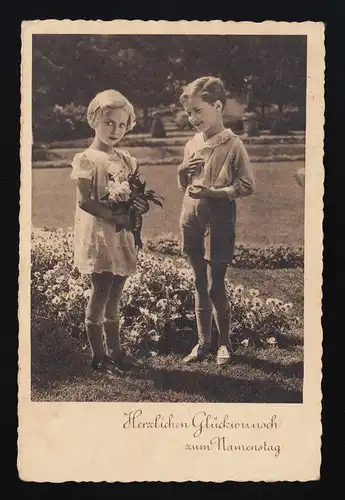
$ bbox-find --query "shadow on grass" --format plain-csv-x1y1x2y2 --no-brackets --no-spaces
32,346,303,403
137,362,302,404
234,352,304,379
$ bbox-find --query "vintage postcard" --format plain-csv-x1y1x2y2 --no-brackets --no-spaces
18,20,324,482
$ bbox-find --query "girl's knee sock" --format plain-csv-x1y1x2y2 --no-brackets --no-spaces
213,304,232,347
195,307,213,349
84,319,106,360
103,315,122,359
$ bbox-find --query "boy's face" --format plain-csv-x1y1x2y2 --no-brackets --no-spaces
95,107,129,146
183,95,221,133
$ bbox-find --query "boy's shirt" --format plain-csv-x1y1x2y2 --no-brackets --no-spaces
179,128,255,200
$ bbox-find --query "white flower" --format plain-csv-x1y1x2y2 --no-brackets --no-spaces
252,298,264,308
52,296,61,305
156,299,168,309
266,298,280,306
139,307,150,316
267,337,277,345
83,289,91,299
174,258,186,267
249,288,260,297
234,284,244,295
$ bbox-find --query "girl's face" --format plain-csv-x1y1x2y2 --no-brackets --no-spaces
183,94,222,133
95,107,129,146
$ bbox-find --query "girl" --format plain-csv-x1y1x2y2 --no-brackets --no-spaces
70,89,149,377
177,77,255,366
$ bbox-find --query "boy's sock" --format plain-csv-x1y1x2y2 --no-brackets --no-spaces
195,307,213,350
213,304,232,348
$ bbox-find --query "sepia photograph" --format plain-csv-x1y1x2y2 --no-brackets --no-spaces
29,32,307,404
19,19,324,483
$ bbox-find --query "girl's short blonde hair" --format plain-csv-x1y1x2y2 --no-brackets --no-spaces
180,76,227,110
87,89,136,131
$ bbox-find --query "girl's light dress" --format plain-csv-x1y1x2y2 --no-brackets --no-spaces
70,147,137,276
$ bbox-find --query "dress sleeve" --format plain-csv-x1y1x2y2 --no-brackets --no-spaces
120,149,138,173
70,152,95,180
223,138,255,200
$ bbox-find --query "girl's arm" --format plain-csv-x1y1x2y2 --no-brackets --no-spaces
71,152,126,225
77,178,123,224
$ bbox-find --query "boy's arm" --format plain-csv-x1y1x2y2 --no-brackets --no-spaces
177,142,191,191
212,139,255,200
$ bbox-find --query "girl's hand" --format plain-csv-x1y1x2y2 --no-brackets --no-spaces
188,183,215,199
133,197,149,214
112,213,131,230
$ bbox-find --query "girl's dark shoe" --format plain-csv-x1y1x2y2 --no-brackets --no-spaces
91,357,125,377
108,351,143,369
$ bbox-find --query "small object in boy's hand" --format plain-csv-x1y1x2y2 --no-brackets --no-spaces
188,184,205,197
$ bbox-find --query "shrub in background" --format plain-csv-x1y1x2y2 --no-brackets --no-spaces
145,233,304,270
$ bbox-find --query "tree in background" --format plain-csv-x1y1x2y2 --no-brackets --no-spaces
32,34,306,141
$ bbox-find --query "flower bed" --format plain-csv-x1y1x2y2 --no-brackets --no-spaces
145,233,304,269
31,228,302,358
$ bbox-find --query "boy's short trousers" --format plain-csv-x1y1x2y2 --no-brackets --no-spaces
180,196,236,264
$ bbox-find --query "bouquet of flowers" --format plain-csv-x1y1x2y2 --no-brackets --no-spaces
101,164,163,250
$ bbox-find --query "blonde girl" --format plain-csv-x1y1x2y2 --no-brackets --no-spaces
177,77,255,366
70,90,149,377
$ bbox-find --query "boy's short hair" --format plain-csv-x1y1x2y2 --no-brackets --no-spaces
180,76,227,110
87,89,136,131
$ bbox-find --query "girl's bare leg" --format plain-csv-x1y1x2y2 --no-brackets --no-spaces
85,272,113,360
104,275,127,359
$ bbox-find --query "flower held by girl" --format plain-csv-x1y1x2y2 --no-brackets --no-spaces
101,163,163,248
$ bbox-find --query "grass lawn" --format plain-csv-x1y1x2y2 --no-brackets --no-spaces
31,155,304,403
31,266,304,403
32,161,305,245
31,347,303,403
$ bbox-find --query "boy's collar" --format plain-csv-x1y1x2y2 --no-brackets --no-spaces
196,128,235,151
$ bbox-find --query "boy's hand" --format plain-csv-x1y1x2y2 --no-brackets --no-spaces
178,156,204,177
188,183,215,199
